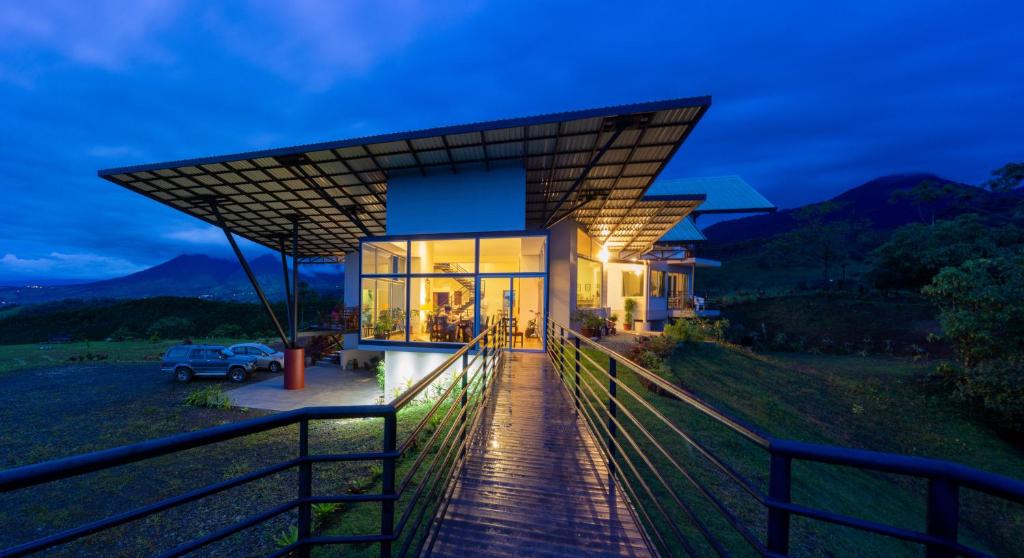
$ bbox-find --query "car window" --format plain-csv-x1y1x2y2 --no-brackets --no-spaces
233,347,248,355
219,349,234,358
189,349,204,359
202,349,221,359
166,347,189,360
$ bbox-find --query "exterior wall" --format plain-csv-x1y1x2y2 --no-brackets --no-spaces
605,260,647,330
646,261,670,329
547,218,577,326
382,349,453,400
386,164,526,235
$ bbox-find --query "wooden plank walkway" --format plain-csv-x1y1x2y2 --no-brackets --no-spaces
427,353,652,557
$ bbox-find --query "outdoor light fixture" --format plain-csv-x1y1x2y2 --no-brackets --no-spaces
597,246,610,263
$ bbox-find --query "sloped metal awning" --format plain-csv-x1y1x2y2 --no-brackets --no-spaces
98,96,710,259
646,175,775,215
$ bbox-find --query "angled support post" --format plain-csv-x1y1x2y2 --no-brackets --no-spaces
209,200,289,348
766,452,792,555
285,217,305,390
278,235,293,338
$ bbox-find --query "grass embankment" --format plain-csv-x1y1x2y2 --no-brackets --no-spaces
563,342,1023,557
0,338,256,375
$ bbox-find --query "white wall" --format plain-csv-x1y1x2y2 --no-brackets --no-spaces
606,261,647,329
383,349,453,401
386,164,526,235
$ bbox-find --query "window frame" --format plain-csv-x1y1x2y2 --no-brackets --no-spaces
650,269,665,298
359,230,549,350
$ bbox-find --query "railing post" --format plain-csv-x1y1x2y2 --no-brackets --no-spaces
481,335,488,395
380,412,397,558
925,478,959,558
766,452,792,556
298,418,312,558
460,352,469,459
573,336,581,411
607,357,617,476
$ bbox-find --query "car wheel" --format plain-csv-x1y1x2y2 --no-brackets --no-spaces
175,367,193,382
228,367,247,383
268,361,281,373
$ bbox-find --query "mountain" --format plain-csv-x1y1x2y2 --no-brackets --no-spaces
697,173,1023,294
0,254,343,305
702,173,992,246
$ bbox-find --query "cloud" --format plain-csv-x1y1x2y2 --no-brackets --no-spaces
163,226,227,245
0,252,144,280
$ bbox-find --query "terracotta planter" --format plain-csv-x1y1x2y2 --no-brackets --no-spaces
284,348,305,390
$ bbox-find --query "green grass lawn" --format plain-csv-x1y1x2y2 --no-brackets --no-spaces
560,342,1024,557
0,338,258,375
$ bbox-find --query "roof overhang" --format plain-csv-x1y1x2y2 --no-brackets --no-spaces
98,96,711,258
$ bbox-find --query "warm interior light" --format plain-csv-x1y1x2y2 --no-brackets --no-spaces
597,246,610,263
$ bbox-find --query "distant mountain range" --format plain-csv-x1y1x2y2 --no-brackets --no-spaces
702,173,1019,248
0,254,343,305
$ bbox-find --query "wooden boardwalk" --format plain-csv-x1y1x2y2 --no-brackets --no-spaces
427,353,652,557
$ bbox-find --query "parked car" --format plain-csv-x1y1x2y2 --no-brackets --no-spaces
161,344,257,383
228,343,285,372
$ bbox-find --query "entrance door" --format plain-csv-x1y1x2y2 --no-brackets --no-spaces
479,276,545,351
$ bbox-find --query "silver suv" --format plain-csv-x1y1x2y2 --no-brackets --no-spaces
228,343,285,372
161,344,257,383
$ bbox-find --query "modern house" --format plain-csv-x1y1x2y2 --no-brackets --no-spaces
98,97,772,394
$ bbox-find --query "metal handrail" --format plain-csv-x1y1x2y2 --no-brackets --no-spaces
546,317,1024,558
0,323,509,558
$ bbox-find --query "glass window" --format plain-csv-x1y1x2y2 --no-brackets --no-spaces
362,241,407,275
410,239,475,274
409,277,476,343
189,349,204,359
622,269,644,297
360,277,407,341
650,270,665,297
577,257,603,308
479,236,546,273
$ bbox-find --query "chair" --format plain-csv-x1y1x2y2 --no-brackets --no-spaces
510,318,524,348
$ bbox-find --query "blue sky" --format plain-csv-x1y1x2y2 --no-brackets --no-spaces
1,0,1021,283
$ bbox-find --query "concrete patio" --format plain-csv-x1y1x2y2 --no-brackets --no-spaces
228,364,382,412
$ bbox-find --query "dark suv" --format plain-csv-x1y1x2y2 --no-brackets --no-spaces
161,344,257,383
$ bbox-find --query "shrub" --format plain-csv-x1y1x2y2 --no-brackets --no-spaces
209,323,245,338
273,525,298,550
183,385,232,409
949,358,1024,432
375,360,386,390
664,319,705,344
146,316,195,339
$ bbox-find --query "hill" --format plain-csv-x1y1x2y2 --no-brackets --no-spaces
698,173,1021,294
0,254,343,305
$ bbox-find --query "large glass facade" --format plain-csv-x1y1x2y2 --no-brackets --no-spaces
479,236,546,273
577,256,603,308
410,238,475,274
360,233,547,349
409,277,476,342
360,277,407,340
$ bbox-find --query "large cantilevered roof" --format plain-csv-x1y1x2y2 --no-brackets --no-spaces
98,96,710,258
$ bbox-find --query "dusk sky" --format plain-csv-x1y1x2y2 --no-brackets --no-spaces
1,1,1021,283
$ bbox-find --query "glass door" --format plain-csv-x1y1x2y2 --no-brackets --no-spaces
479,276,545,351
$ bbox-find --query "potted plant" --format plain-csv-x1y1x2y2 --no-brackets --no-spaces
623,298,637,331
608,313,619,335
573,310,604,339
373,311,393,339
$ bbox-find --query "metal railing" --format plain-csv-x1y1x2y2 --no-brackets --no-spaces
545,317,1024,558
0,324,507,558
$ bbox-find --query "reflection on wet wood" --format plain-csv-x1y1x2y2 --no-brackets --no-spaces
428,353,652,557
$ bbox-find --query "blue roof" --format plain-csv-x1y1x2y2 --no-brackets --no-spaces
646,176,775,215
660,216,705,243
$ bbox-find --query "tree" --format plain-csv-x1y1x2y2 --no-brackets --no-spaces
889,179,963,225
765,202,868,283
923,251,1024,430
868,214,1022,290
984,162,1024,193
